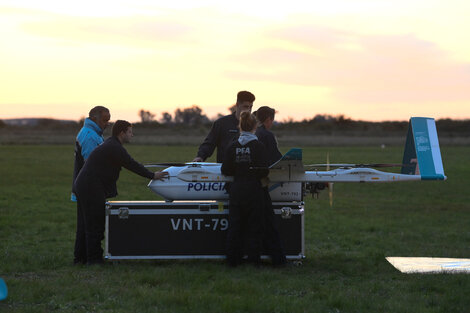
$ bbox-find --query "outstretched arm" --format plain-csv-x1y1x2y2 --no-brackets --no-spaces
194,120,220,161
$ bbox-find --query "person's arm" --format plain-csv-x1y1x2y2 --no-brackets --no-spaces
119,146,168,180
266,132,282,165
221,145,235,176
194,120,220,161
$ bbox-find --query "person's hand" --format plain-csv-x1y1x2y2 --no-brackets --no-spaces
192,157,203,162
153,171,169,181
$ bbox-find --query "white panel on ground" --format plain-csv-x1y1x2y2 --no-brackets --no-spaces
386,257,470,273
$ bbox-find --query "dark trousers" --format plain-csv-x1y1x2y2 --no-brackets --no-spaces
74,184,106,264
226,181,264,266
261,188,286,265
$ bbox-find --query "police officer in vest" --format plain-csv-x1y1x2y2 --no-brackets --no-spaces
221,112,269,266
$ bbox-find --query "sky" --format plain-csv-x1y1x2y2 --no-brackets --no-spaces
1,0,469,122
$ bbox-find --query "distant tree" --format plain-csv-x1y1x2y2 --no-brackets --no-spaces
0,120,5,128
281,117,295,124
139,109,156,123
160,112,172,124
312,114,335,122
174,105,209,125
437,118,470,132
335,114,351,124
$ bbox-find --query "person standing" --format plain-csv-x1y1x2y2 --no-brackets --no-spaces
193,91,255,163
221,112,269,266
71,106,110,264
255,106,282,166
255,106,287,266
73,120,168,264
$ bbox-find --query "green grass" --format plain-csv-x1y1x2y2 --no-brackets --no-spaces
1,145,470,312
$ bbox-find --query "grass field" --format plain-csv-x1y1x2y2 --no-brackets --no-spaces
1,144,470,312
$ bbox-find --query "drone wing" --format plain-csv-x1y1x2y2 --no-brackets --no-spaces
268,117,446,184
175,118,446,184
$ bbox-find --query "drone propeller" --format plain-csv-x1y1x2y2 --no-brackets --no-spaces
305,163,405,169
144,162,221,168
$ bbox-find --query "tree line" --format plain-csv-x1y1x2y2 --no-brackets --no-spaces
138,106,470,134
139,106,212,126
1,104,469,134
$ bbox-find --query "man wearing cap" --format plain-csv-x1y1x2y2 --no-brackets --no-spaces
193,91,255,163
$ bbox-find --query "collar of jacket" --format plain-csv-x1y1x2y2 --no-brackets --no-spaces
110,135,122,145
84,118,103,136
230,112,238,121
238,131,258,146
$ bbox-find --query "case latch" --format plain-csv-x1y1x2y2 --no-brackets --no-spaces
199,204,211,212
118,207,129,219
280,207,292,219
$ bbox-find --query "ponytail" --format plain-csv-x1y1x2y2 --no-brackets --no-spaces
239,112,258,132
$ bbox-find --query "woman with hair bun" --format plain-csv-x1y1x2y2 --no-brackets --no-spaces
221,112,268,267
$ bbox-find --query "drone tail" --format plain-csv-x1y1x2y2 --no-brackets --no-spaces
281,148,302,161
401,117,446,180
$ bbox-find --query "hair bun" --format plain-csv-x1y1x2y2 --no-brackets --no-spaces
239,112,257,132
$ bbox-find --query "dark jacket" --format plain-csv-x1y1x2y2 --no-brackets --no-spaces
73,136,154,198
221,138,269,182
197,113,239,162
255,125,282,166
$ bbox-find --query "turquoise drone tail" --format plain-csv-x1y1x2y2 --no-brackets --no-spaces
401,117,446,180
281,148,302,161
269,148,303,172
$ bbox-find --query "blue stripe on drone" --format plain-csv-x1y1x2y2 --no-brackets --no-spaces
269,183,282,192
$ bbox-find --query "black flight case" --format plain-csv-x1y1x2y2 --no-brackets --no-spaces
105,201,304,261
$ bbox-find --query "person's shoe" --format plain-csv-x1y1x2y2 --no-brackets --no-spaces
226,258,242,267
86,258,104,266
245,257,261,267
73,258,86,266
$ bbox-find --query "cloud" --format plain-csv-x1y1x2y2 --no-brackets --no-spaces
18,14,196,48
226,25,470,104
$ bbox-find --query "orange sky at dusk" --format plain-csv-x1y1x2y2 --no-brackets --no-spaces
1,1,469,122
